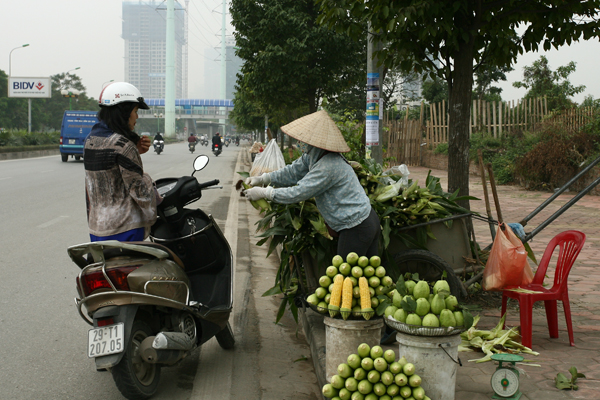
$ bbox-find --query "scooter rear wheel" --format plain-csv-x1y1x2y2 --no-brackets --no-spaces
215,322,235,350
112,320,161,400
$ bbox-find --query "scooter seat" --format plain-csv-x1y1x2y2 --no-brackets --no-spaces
82,242,185,269
121,241,185,268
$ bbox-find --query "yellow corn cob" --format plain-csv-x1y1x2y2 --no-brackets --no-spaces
340,277,353,320
359,277,374,320
328,274,344,317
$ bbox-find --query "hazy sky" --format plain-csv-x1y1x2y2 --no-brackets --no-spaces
2,1,599,104
1,0,230,100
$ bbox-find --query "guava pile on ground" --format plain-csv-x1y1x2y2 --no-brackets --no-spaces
322,343,431,400
306,252,395,320
382,275,474,330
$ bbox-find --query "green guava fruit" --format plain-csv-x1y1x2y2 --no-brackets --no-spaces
369,255,381,268
430,294,446,315
422,313,440,327
439,309,457,327
413,280,430,299
358,256,370,267
405,313,422,326
415,298,431,317
433,279,450,295
393,308,408,323
346,252,359,266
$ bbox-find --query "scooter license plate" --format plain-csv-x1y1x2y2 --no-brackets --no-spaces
87,323,124,358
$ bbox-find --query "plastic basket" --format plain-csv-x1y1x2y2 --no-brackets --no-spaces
384,315,464,337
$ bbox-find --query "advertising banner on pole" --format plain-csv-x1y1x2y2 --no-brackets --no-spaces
366,73,380,146
8,77,52,98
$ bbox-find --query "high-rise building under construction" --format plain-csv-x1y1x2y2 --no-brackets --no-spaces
122,0,188,99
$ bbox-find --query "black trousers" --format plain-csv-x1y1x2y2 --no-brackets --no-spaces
337,207,380,258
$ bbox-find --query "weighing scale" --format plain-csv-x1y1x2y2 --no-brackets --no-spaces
490,354,524,399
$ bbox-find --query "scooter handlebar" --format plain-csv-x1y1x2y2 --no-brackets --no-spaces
198,179,220,190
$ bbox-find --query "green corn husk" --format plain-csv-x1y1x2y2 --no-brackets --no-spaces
241,181,271,212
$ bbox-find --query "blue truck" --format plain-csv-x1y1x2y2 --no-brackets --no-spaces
59,110,98,162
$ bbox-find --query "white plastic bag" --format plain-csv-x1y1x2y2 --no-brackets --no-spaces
249,139,286,177
382,164,411,187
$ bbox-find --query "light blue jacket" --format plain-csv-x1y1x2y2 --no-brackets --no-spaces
267,146,372,232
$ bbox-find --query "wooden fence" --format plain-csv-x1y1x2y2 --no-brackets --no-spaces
426,97,550,148
384,117,422,166
382,97,598,165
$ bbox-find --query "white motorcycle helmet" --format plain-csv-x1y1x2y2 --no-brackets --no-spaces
98,82,149,109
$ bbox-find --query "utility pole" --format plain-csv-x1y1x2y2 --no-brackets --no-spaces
219,0,227,135
366,26,383,164
165,0,176,138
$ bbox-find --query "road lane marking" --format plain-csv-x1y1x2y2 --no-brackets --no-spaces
0,177,12,181
37,216,69,228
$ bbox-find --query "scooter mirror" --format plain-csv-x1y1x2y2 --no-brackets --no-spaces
193,155,209,171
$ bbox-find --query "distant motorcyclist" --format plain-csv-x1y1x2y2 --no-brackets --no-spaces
154,132,164,142
188,133,197,146
212,132,221,151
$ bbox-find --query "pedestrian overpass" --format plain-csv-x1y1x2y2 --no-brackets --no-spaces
137,99,234,136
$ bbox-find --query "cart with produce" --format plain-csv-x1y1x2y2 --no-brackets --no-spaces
343,160,477,300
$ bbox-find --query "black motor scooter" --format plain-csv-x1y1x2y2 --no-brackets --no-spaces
212,143,222,157
69,155,233,400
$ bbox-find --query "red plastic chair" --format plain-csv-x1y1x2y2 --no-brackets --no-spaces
501,230,586,349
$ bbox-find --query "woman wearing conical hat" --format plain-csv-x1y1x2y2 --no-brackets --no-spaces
244,110,380,258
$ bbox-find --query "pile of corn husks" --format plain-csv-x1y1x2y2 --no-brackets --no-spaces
459,314,540,364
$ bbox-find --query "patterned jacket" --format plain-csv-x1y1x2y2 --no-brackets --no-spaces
84,122,157,237
267,145,371,232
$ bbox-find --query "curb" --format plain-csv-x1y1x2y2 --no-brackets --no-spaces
0,149,60,160
243,150,328,397
299,305,328,393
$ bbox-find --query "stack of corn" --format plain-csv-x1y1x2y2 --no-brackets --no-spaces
306,252,395,320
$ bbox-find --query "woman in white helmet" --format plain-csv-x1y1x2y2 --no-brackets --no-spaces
83,82,161,242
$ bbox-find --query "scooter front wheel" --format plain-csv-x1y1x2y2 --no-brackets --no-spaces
215,322,235,349
112,320,161,400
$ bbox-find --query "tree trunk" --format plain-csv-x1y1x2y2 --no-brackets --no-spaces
447,41,474,210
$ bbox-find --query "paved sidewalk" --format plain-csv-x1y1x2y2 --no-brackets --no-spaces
245,155,600,399
407,166,600,400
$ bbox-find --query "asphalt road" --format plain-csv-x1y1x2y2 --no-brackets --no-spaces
0,141,244,400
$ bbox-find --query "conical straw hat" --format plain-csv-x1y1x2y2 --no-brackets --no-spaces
281,110,350,153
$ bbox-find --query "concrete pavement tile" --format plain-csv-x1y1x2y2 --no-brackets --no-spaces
455,390,494,399
454,378,491,393
572,386,600,400
521,387,575,399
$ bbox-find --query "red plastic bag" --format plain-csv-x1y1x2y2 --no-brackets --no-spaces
482,223,534,291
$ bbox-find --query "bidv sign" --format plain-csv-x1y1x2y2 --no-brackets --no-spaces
8,77,52,98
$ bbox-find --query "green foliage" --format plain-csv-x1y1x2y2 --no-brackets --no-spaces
230,0,366,125
331,112,365,162
516,121,599,189
473,63,513,102
254,198,338,323
513,56,585,111
555,367,585,390
421,77,448,104
434,143,448,155
0,130,60,147
0,69,97,132
317,0,600,202
469,131,537,185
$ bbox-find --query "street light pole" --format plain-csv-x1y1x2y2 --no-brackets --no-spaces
66,67,81,75
8,44,29,76
101,80,114,90
8,44,30,132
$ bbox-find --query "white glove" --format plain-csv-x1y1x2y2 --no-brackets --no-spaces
244,186,274,201
245,173,271,187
